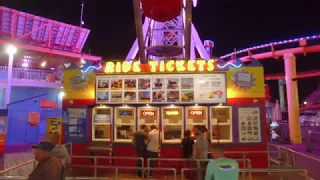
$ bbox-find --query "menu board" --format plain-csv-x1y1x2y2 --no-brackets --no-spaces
96,74,226,104
138,107,159,130
114,107,136,142
238,107,261,143
92,107,112,141
185,106,208,131
66,108,87,143
162,107,183,143
210,106,233,143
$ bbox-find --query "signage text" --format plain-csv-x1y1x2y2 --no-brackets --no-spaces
104,60,216,73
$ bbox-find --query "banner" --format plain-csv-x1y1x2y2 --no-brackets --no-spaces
226,66,265,98
45,117,62,141
63,69,96,100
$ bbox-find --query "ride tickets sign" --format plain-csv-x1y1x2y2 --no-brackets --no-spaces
141,110,156,117
103,60,217,74
189,110,204,117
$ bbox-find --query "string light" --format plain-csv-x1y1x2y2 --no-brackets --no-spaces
220,35,320,59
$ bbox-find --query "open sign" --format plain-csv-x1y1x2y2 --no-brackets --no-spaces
142,110,156,116
189,110,204,116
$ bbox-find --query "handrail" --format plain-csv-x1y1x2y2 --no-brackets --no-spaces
0,160,35,175
306,130,320,153
268,143,320,163
181,168,309,180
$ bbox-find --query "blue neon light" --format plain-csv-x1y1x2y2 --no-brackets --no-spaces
81,64,102,73
217,62,242,69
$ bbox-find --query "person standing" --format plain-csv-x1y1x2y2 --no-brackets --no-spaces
181,129,194,179
147,125,160,177
193,125,209,180
132,124,148,177
50,132,71,166
28,141,65,180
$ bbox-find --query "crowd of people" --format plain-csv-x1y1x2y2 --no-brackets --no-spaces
132,124,239,179
27,125,238,179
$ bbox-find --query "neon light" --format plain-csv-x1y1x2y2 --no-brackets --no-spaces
220,34,320,59
81,64,102,73
217,62,242,69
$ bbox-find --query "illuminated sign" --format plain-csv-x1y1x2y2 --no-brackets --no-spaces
165,110,179,116
189,110,204,116
141,110,156,117
104,60,216,73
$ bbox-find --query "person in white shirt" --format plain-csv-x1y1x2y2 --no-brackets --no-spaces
49,132,71,166
147,125,160,177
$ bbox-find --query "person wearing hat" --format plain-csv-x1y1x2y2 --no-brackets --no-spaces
28,141,65,180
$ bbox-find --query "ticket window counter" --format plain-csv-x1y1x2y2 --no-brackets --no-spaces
138,106,160,130
87,106,113,160
114,106,136,143
185,106,208,132
92,106,113,142
210,106,233,143
161,106,183,144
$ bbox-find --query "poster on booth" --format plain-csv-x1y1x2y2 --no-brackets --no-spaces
226,66,265,98
0,117,6,153
45,118,62,141
96,73,227,104
63,69,96,100
66,108,87,143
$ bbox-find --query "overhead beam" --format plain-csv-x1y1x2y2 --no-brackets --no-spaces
184,0,192,60
132,0,147,64
0,40,102,61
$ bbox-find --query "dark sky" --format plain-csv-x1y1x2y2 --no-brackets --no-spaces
2,0,320,102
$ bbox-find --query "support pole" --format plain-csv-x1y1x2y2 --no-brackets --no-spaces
284,53,301,144
278,79,286,110
184,0,192,60
133,0,147,64
5,54,14,105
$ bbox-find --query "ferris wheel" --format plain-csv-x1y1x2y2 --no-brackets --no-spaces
126,0,212,63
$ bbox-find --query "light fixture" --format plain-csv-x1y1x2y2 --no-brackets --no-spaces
195,103,198,106
59,92,65,98
22,62,29,68
219,103,222,106
304,101,307,105
6,44,17,55
51,68,54,70
41,61,47,67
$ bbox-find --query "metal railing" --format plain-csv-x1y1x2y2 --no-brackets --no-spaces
306,130,320,154
268,143,320,179
0,66,62,83
182,168,308,180
0,144,316,180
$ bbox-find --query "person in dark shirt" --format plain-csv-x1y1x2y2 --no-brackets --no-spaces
181,129,194,179
181,129,194,158
28,141,65,180
132,124,148,177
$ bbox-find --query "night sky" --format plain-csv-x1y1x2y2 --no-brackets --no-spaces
2,0,320,103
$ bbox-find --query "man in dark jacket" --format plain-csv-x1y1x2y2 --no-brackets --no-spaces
28,141,65,180
132,124,148,177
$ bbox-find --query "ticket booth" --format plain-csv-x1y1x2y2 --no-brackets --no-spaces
161,106,183,144
185,105,208,131
114,106,136,142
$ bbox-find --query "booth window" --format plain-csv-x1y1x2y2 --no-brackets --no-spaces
92,107,112,141
210,106,232,143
